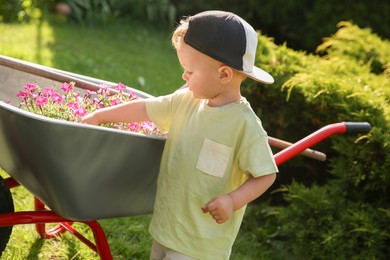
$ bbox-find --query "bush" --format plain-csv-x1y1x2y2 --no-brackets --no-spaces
112,0,176,27
63,0,115,24
58,0,175,26
172,0,390,51
0,0,42,23
274,182,389,259
240,21,390,258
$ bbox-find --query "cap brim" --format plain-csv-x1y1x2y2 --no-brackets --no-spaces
244,66,274,84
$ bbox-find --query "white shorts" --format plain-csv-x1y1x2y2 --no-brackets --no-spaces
150,240,195,260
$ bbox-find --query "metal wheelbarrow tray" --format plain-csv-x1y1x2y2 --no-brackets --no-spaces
0,55,371,259
0,55,165,221
0,102,165,220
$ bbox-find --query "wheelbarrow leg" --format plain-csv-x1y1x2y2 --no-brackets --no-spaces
0,211,113,259
85,220,113,260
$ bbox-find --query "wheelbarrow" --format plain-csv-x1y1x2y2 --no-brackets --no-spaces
0,55,371,259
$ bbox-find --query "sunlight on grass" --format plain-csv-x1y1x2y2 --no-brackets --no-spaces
1,18,178,258
1,168,152,259
0,17,258,259
0,20,183,96
0,21,55,67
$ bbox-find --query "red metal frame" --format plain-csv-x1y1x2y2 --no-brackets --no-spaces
0,180,113,259
0,122,369,259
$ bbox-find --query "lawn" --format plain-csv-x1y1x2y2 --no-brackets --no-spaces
0,17,271,259
0,18,182,259
0,19,183,96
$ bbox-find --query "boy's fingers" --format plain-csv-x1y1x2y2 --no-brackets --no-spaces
202,197,218,213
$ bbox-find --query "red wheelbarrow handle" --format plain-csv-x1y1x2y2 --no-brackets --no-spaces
268,136,327,161
274,122,371,166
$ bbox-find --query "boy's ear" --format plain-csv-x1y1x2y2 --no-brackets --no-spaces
218,65,234,84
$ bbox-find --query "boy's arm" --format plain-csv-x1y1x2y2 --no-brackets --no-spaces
202,173,276,224
81,99,150,125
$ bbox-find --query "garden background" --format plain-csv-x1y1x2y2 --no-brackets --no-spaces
0,0,389,259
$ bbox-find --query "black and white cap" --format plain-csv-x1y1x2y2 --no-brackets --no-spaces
184,10,274,84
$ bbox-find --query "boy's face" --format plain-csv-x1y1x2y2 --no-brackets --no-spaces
176,39,224,101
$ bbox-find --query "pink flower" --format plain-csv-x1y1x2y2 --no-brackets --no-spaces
85,90,96,98
51,93,63,104
110,98,122,106
96,103,104,109
17,81,161,136
61,82,73,93
129,123,141,131
44,88,56,96
24,83,38,92
97,84,109,95
66,102,78,111
35,96,48,107
114,124,125,130
114,83,126,91
142,121,156,132
128,90,138,99
17,91,29,99
75,95,83,103
74,106,88,117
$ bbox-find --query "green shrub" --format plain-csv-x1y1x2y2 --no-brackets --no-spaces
240,21,390,258
58,0,115,24
64,0,176,26
0,0,42,23
172,0,390,51
317,21,390,75
274,182,389,259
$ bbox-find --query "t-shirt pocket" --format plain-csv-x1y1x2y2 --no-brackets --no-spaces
196,138,232,178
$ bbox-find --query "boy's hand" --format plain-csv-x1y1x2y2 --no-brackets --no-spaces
201,195,234,224
81,112,99,125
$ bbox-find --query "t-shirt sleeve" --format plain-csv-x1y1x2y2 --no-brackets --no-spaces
144,95,173,134
144,89,187,134
239,134,278,177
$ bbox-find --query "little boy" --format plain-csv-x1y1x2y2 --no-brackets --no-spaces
82,10,278,260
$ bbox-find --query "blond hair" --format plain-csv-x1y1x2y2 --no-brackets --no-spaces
171,17,190,49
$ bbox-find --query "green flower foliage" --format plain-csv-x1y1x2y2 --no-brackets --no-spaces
242,21,389,258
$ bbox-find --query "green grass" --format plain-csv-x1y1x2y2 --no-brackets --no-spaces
0,18,270,259
0,17,181,259
0,19,183,96
1,168,153,259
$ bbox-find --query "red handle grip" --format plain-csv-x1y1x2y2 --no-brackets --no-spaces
274,122,371,166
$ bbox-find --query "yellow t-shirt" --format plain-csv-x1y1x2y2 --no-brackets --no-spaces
145,88,278,259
